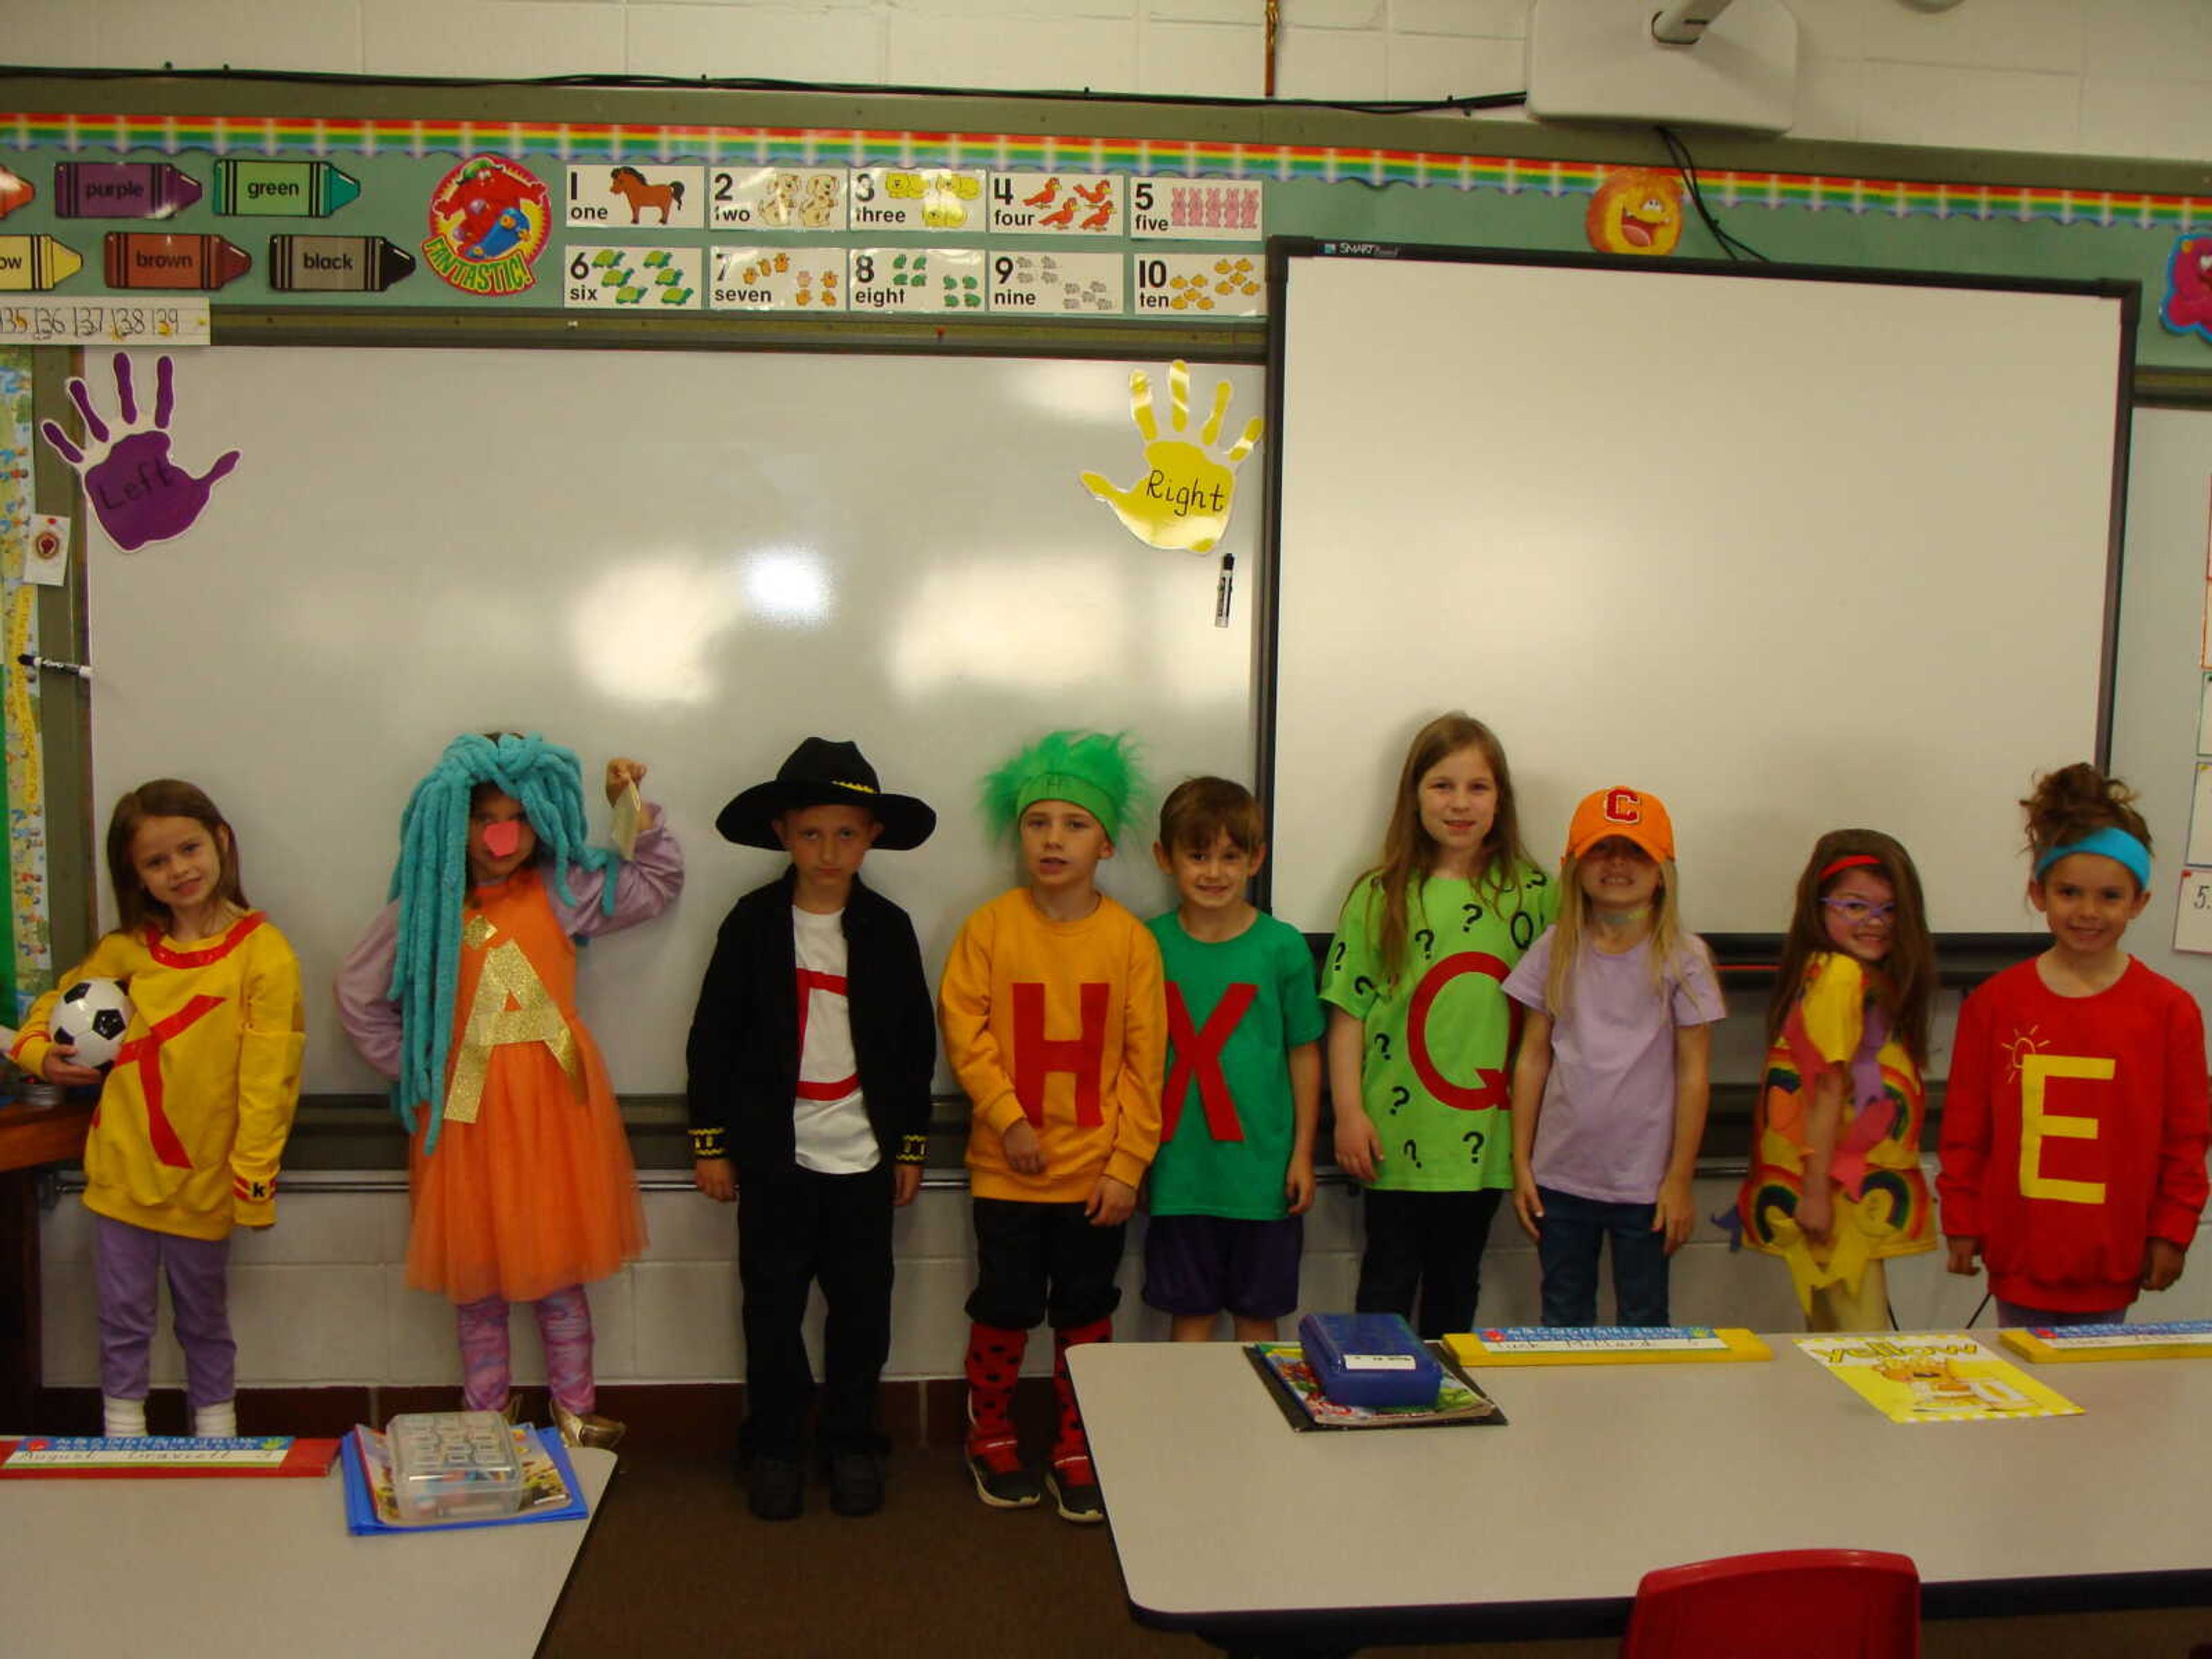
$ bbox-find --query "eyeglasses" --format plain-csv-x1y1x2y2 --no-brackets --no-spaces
1821,896,1896,926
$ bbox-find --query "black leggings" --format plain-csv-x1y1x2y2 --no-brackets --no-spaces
1354,1187,1503,1338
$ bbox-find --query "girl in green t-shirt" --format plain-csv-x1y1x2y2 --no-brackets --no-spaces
1319,712,1556,1338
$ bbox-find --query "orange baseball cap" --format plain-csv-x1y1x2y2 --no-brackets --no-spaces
1564,786,1675,865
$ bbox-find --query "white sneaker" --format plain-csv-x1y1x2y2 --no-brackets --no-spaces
192,1400,237,1438
101,1395,147,1438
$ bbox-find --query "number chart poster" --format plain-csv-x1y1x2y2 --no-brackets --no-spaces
4,111,2211,363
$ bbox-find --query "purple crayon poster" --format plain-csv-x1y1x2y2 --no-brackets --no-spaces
39,354,240,551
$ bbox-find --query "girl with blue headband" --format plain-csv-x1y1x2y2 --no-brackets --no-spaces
337,733,683,1447
1939,763,2209,1327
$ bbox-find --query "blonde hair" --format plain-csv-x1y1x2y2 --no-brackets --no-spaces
1351,712,1535,987
1544,851,1705,1017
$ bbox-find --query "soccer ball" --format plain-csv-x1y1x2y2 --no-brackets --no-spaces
52,977,135,1071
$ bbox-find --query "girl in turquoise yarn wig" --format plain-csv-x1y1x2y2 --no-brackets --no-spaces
336,731,683,1450
387,732,621,1150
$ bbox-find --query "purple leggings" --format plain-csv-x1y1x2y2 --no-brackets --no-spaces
456,1286,594,1412
94,1214,234,1409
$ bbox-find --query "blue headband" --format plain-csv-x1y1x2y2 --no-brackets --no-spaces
2033,825,2150,889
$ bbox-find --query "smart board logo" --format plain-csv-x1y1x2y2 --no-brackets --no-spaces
421,156,551,296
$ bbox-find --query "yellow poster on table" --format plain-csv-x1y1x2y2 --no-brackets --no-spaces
1796,1334,2082,1423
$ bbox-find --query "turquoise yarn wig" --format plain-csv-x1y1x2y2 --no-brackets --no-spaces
387,732,619,1153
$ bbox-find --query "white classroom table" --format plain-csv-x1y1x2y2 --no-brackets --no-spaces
2,1445,615,1658
1070,1335,2212,1652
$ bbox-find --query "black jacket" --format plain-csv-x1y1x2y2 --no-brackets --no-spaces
683,868,935,1181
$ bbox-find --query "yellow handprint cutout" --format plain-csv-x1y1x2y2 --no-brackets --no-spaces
1080,361,1262,555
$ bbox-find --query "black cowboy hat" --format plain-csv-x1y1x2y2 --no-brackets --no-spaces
715,737,936,851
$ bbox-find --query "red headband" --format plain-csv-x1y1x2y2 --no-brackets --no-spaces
1817,853,1883,883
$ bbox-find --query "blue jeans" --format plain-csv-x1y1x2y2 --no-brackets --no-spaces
1536,1187,1671,1327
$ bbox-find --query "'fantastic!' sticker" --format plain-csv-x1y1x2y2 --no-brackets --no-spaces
2161,234,2212,344
422,156,551,297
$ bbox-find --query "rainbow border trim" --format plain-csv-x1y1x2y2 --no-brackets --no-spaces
7,111,2209,231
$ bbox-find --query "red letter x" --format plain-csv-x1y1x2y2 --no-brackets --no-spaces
1162,983,1256,1142
110,994,225,1169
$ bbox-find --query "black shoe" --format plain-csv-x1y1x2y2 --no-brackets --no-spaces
1045,1460,1105,1525
824,1450,884,1518
747,1455,804,1521
965,1442,1043,1510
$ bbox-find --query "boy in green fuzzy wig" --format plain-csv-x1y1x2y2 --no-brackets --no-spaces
938,729,1165,1523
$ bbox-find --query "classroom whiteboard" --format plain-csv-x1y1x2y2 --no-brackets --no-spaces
1265,247,2131,938
85,346,1262,1093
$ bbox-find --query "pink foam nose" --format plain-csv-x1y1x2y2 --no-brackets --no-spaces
483,820,523,858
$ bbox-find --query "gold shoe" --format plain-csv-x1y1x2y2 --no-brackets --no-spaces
499,1395,525,1426
552,1399,625,1450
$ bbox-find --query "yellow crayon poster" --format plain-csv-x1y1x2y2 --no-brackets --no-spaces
1796,1334,2081,1424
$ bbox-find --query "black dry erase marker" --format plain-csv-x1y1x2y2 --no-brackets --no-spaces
1214,553,1235,628
17,653,90,680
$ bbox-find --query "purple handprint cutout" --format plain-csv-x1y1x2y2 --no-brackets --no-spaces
40,353,240,552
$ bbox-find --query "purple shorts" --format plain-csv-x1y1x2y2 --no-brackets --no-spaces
1142,1213,1304,1320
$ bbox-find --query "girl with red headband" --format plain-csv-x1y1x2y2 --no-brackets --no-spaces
1736,831,1937,1329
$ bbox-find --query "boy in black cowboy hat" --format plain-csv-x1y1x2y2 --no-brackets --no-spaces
685,737,937,1520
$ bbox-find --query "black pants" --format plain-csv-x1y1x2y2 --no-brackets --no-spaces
1354,1187,1503,1339
965,1197,1125,1331
736,1161,895,1461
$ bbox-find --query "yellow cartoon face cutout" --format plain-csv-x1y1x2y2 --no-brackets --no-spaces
1586,168,1684,257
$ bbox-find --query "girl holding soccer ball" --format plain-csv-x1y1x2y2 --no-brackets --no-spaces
12,780,305,1438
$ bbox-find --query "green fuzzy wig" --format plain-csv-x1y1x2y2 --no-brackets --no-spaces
387,732,620,1154
980,729,1147,846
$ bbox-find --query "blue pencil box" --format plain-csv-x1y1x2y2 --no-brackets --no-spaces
1297,1312,1444,1408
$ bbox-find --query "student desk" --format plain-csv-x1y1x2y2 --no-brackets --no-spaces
1069,1338,2212,1653
5,1445,616,1657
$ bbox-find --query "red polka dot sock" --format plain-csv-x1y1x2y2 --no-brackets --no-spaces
1050,1317,1112,1472
964,1321,1027,1470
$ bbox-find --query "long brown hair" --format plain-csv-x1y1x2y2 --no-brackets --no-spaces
105,779,247,936
1764,828,1934,1066
2022,762,2149,888
1353,713,1534,986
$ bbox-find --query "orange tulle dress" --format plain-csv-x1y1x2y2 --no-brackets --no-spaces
406,868,646,1305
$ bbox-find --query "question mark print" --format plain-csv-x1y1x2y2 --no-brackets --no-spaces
1462,902,1484,933
1511,911,1536,950
1353,974,1377,998
1413,927,1435,958
1331,941,1347,975
1389,1085,1411,1115
1372,1032,1393,1061
1463,1129,1485,1163
1401,1139,1422,1169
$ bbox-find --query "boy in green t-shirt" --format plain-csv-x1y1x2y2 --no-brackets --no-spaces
1143,778,1326,1341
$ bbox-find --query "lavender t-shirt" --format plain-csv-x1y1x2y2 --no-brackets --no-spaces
1502,926,1725,1204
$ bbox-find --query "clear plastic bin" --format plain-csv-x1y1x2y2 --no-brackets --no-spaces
385,1410,527,1524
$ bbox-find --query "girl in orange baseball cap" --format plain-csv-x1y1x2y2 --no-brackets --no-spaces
1502,787,1725,1327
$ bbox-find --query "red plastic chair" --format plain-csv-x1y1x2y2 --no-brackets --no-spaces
1621,1548,1921,1658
